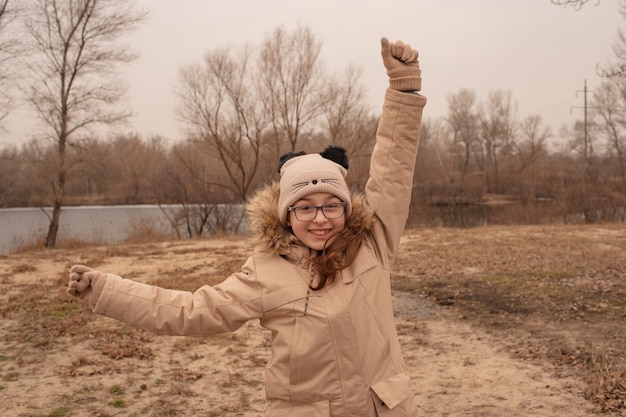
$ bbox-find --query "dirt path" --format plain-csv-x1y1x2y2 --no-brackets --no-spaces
393,293,593,416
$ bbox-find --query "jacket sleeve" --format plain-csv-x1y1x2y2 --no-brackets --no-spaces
365,88,426,267
92,256,264,336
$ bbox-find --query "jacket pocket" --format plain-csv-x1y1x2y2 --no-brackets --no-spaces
267,399,330,417
371,373,417,415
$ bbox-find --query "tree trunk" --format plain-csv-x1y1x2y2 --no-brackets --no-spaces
46,140,66,247
45,202,62,247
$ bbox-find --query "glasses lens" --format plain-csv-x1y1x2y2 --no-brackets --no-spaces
294,206,316,221
321,203,345,219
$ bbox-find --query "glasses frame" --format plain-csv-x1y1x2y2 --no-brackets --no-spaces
288,201,347,222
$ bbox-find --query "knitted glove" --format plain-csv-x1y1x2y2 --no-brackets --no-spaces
381,37,422,92
68,264,107,307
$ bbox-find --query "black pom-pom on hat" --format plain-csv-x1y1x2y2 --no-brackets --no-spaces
320,146,349,169
277,151,306,173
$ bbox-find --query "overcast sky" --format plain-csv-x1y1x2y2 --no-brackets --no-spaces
1,0,622,147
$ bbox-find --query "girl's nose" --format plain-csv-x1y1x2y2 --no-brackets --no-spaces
313,208,327,223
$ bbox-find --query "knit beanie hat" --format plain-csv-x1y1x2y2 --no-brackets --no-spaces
277,146,352,226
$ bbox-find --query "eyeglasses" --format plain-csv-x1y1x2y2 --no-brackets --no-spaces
288,202,347,222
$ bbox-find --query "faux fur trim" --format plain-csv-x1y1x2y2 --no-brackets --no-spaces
245,182,375,256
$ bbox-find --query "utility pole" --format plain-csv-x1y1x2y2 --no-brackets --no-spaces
581,80,589,166
571,79,595,181
570,79,598,222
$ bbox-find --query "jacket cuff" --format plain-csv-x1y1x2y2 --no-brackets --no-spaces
93,273,121,315
385,88,427,107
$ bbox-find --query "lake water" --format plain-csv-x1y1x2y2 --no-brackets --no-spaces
0,205,174,254
1,200,582,254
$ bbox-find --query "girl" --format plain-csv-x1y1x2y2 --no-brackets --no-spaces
68,37,427,416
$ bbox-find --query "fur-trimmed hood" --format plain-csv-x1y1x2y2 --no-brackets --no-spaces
245,182,375,257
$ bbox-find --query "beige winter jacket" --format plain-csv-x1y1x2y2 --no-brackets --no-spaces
92,88,426,416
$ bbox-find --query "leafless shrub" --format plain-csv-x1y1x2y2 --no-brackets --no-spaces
124,216,173,244
583,345,626,413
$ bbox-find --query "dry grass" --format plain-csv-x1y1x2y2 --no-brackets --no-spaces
392,223,626,414
0,223,624,415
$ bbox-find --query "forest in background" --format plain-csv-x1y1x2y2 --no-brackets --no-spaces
0,0,625,246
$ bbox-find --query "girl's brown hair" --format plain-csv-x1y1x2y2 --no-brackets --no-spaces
307,204,373,290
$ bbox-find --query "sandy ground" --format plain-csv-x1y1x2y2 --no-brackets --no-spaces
1,224,623,416
394,294,591,416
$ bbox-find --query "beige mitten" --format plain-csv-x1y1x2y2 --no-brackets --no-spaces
68,264,107,307
381,37,422,92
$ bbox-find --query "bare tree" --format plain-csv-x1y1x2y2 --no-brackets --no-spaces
599,1,626,78
107,134,166,204
551,0,598,9
62,135,109,201
320,66,367,146
569,113,600,182
21,0,146,247
319,65,376,188
154,142,211,238
177,26,339,203
445,89,479,186
477,90,518,194
150,140,246,237
593,78,626,187
514,115,551,174
507,115,551,201
177,45,267,202
0,0,21,127
412,118,451,201
0,145,27,206
20,138,55,206
257,26,325,154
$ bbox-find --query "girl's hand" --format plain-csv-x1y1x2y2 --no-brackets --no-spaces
68,264,106,306
380,37,422,92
